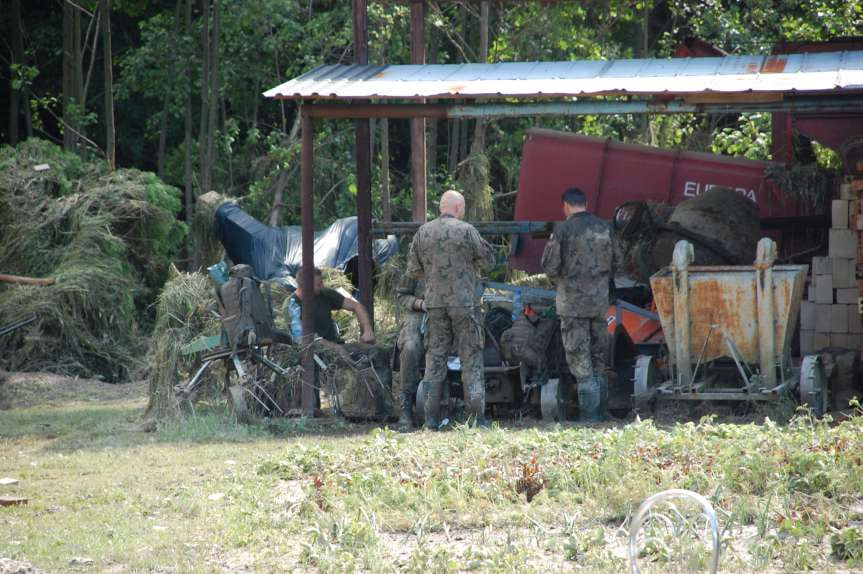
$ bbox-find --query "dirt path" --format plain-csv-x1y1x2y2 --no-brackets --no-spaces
0,370,145,410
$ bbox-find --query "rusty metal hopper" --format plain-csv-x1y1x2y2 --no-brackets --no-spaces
650,238,807,390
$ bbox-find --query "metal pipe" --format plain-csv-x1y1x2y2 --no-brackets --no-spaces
671,241,694,388
628,489,720,574
410,0,427,222
300,112,316,417
372,220,554,236
755,238,778,389
301,97,863,119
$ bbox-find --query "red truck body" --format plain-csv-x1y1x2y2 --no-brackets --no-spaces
510,128,802,273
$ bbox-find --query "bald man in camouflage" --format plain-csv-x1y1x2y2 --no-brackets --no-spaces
541,187,617,422
406,190,495,429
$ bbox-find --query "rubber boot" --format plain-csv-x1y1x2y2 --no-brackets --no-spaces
397,391,415,431
474,416,491,429
598,373,610,421
578,376,602,423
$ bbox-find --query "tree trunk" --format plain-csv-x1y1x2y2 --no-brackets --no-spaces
459,114,469,162
101,0,115,169
426,28,439,180
638,0,649,141
62,1,75,151
268,112,301,226
184,0,195,267
157,0,184,179
471,1,489,152
461,0,492,221
381,117,391,221
206,0,220,191
198,0,210,197
448,120,460,173
73,5,84,132
8,0,23,145
83,8,100,104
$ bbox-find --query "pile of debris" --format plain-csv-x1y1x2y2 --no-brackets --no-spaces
0,140,186,381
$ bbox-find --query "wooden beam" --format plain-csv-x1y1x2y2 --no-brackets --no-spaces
683,92,784,105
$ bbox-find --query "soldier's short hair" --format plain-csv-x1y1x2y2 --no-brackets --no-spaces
561,187,587,207
296,266,322,283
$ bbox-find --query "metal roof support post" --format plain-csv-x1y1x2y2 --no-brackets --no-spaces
300,112,317,417
410,0,427,222
755,238,778,389
353,0,374,324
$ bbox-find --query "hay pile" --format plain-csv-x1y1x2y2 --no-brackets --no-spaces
145,269,220,419
0,139,186,381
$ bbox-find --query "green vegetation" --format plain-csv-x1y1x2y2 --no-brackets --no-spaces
0,140,186,381
2,377,863,572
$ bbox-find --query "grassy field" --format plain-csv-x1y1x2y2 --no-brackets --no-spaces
2,372,863,573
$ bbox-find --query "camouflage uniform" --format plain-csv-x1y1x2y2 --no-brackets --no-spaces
395,275,426,426
406,214,495,425
541,212,616,401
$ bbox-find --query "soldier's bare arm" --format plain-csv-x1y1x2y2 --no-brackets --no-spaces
342,298,376,344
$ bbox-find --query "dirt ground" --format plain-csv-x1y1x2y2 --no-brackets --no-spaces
0,370,145,411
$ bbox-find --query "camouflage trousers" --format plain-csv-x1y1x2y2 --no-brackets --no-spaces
560,316,607,380
425,306,485,420
398,312,425,403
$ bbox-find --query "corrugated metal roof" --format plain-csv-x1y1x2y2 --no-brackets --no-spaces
264,51,863,100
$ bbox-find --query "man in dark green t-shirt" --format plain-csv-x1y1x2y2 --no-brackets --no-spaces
288,266,376,344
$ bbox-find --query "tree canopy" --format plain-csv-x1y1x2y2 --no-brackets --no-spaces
2,0,861,234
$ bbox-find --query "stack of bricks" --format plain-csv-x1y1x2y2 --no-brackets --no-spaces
800,180,863,354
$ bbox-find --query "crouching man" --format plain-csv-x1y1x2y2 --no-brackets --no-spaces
288,266,376,344
395,275,426,430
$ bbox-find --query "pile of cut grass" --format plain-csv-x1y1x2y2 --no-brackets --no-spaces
0,140,186,381
145,269,221,419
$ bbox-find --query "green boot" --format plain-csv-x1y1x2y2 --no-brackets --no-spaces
577,376,602,423
397,392,415,431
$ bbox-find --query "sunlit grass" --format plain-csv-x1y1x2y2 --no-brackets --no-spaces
2,381,863,572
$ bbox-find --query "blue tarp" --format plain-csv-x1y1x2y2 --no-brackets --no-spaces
214,203,399,286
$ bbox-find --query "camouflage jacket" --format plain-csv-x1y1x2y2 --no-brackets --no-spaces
541,211,616,318
406,215,494,308
396,275,426,313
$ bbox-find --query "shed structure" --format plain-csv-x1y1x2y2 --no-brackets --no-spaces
264,0,863,416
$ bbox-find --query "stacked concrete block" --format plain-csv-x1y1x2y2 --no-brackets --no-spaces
800,187,863,353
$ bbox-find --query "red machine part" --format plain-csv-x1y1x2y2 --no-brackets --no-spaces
510,128,798,273
771,38,863,164
605,303,663,344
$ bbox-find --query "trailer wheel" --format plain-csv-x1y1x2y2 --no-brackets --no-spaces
415,380,426,426
632,355,659,414
541,378,569,422
799,355,828,417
